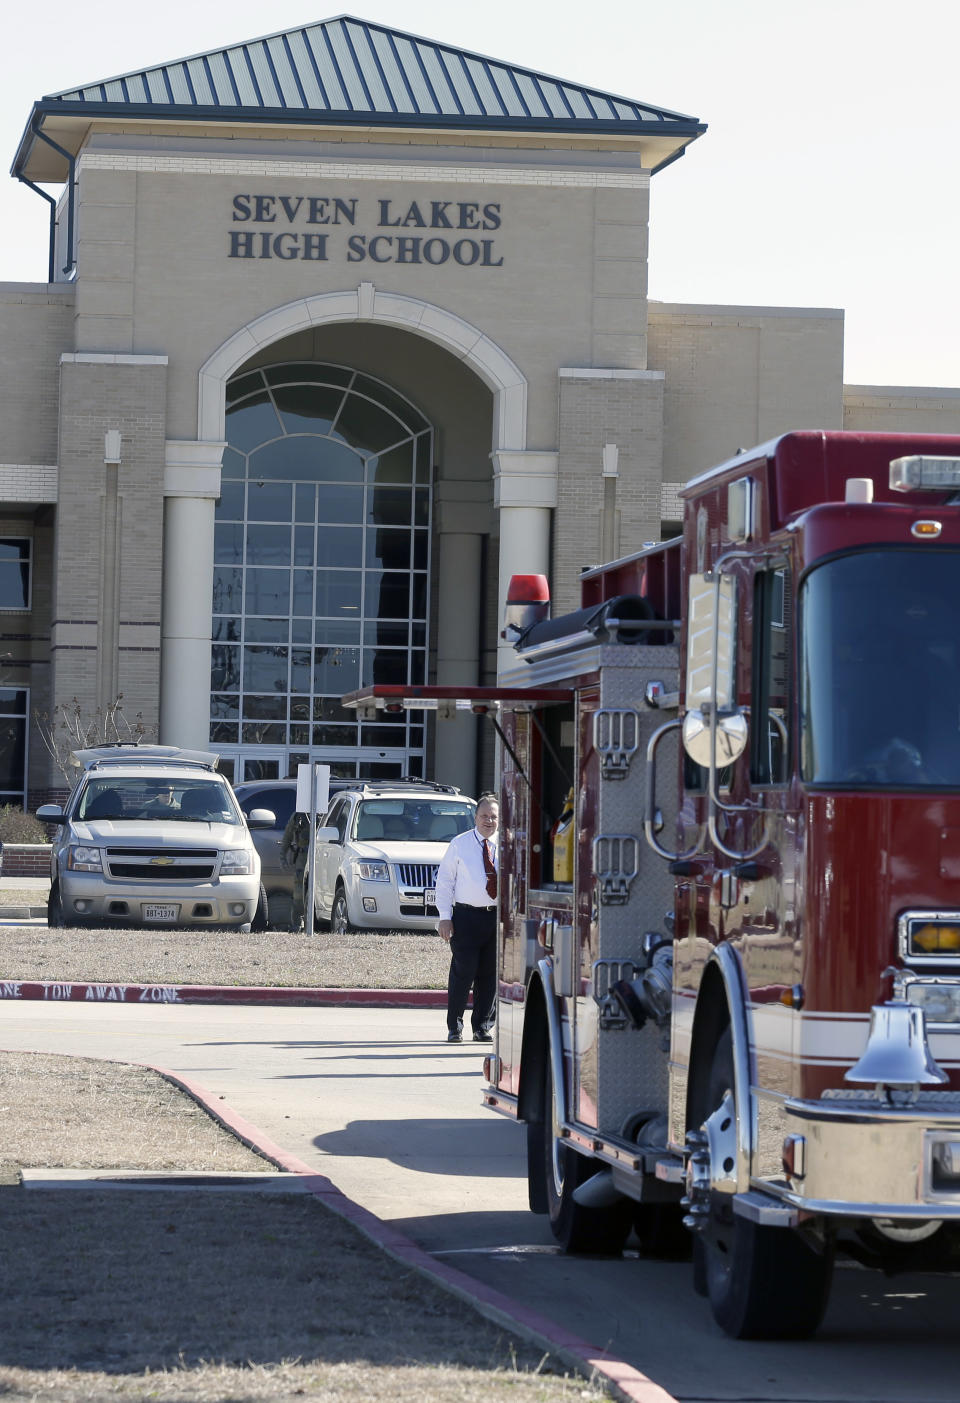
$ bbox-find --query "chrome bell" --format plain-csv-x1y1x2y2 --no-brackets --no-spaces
845,1000,948,1090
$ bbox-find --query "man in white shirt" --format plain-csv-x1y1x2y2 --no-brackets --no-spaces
435,792,499,1043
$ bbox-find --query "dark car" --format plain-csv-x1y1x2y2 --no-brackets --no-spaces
232,777,353,929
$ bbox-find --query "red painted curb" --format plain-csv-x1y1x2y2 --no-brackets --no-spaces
0,979,446,1007
155,1063,681,1403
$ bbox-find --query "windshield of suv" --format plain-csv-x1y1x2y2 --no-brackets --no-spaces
78,778,241,823
800,549,960,787
354,800,475,843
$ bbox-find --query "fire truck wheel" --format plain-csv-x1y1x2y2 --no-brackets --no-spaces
632,1203,691,1260
533,1050,631,1255
700,1029,834,1339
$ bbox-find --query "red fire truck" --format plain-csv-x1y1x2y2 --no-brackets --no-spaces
345,429,960,1339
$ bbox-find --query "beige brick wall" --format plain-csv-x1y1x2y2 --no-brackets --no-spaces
53,358,167,766
843,386,960,433
554,370,664,614
648,302,845,482
0,285,74,464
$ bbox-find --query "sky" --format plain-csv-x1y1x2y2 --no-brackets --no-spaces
1,0,956,389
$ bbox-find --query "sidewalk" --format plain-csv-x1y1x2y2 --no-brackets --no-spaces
0,874,50,919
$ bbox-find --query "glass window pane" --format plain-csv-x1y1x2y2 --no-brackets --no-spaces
292,618,312,644
242,722,286,744
214,522,243,564
317,525,363,568
221,446,246,479
337,392,409,453
0,540,30,611
250,436,363,483
367,529,411,571
212,617,240,642
216,482,245,520
248,481,292,521
313,698,355,724
273,382,345,436
226,371,265,405
367,486,413,527
316,620,362,645
245,568,290,615
295,483,316,522
211,721,239,742
314,645,360,693
211,694,239,719
243,694,287,720
263,363,353,389
291,647,312,693
294,525,315,565
363,649,408,686
413,489,430,527
412,574,427,619
410,649,426,683
364,621,409,647
415,433,432,484
0,689,27,715
226,393,282,452
352,374,428,433
212,644,240,690
316,570,361,615
0,718,25,787
313,725,358,746
362,725,408,745
369,442,414,486
244,617,287,643
292,570,314,616
412,531,428,570
246,524,291,565
243,644,288,692
213,567,243,615
318,483,364,524
290,725,310,745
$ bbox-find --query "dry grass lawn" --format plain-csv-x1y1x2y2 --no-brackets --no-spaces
0,1051,608,1403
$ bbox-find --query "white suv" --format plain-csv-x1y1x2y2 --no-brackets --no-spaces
37,745,274,930
310,781,476,933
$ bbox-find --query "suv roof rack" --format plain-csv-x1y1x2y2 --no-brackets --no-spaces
354,778,462,796
72,745,220,771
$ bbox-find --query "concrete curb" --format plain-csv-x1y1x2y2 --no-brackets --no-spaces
154,1061,681,1403
0,979,446,1007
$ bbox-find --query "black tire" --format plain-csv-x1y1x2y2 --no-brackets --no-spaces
699,1028,834,1339
250,883,268,933
47,882,75,929
330,885,356,935
528,1044,630,1254
266,890,292,931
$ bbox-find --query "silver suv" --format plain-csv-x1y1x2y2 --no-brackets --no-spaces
37,745,274,930
310,781,476,933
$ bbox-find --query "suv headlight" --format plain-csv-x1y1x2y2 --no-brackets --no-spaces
220,848,255,876
355,861,390,882
67,845,103,872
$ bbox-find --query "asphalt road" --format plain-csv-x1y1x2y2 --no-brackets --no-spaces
3,996,960,1403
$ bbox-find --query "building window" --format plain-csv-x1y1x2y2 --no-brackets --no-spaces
0,539,31,610
0,688,29,807
212,363,433,780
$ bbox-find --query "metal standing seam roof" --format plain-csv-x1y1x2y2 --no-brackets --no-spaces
24,13,704,146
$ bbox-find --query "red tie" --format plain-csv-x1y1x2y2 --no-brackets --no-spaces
483,839,497,901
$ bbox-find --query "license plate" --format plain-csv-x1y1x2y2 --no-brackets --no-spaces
142,904,179,921
423,888,436,906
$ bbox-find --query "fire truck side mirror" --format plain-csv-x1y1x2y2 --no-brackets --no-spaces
681,707,749,769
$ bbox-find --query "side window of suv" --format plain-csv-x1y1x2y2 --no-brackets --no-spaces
324,796,350,843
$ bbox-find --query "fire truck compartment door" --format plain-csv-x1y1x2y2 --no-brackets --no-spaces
341,685,571,719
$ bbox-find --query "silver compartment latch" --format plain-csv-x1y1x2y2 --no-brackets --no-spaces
594,708,640,779
593,834,640,904
592,958,642,1028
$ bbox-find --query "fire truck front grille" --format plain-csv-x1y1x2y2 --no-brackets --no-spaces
104,847,219,881
395,862,439,890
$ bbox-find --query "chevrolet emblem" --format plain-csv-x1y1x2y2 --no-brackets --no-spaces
150,856,175,866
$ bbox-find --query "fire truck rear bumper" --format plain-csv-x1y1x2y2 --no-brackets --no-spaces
764,1093,960,1220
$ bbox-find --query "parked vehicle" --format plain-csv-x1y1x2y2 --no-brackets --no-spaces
233,776,353,929
38,745,274,930
342,430,960,1339
310,780,475,932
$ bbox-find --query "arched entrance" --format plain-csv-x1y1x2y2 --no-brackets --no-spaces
211,362,433,782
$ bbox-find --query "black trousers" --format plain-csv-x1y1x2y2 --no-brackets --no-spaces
447,902,497,1034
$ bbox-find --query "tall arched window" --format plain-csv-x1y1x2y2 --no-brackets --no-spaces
210,363,433,781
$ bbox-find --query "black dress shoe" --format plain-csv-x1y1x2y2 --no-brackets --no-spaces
473,1031,493,1043
447,1030,463,1042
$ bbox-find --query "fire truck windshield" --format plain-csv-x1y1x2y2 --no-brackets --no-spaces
800,548,960,788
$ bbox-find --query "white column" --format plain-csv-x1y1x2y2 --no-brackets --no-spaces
434,530,483,793
161,441,224,748
492,451,558,678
